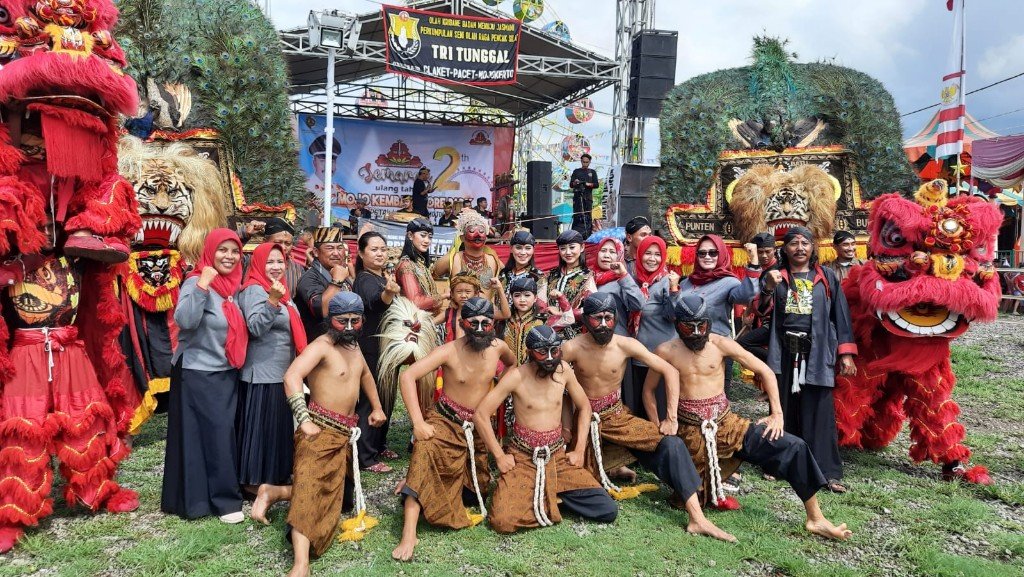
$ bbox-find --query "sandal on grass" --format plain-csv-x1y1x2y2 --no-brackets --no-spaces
826,479,848,493
363,462,393,473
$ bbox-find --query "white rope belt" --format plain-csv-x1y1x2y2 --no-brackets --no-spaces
461,421,488,518
349,427,368,520
590,412,621,493
700,408,725,506
531,445,554,527
792,352,807,394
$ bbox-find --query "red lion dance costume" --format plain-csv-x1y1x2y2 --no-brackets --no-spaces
834,180,1001,484
0,0,142,552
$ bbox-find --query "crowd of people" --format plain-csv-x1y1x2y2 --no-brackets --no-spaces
159,214,866,577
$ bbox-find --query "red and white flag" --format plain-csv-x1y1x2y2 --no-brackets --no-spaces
936,0,966,159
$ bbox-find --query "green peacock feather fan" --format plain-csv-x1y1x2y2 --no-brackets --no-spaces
116,0,305,207
653,36,916,218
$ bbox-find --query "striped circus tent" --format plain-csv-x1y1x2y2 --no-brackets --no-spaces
904,110,1000,163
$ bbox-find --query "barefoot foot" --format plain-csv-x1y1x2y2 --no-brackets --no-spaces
252,484,274,525
394,478,407,496
608,466,637,484
687,519,737,543
286,562,310,577
805,519,853,540
392,537,419,561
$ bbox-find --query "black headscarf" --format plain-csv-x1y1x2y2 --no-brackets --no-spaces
582,292,616,315
625,216,650,235
833,230,855,245
263,217,294,237
461,296,494,319
509,276,538,295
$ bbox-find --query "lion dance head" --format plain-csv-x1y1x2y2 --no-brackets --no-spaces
729,164,838,245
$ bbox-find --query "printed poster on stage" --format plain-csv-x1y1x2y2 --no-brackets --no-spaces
382,5,521,86
296,114,515,221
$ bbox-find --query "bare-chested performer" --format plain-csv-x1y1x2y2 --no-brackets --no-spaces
560,292,734,542
392,297,517,561
274,292,386,577
475,325,618,533
657,294,852,540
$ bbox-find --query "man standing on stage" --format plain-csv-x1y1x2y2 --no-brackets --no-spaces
570,153,599,237
412,168,434,218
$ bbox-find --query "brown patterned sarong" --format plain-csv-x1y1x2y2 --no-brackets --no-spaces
403,397,490,529
582,391,663,477
286,407,356,557
489,424,602,534
676,394,750,505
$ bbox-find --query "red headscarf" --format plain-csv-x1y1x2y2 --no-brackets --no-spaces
243,242,308,354
688,234,736,286
629,235,668,336
592,237,625,287
187,228,248,368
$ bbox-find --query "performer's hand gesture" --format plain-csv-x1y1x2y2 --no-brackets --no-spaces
839,355,857,376
268,279,286,305
659,418,679,436
757,412,784,441
244,220,266,236
299,420,321,439
331,263,349,283
197,266,219,289
611,261,627,278
764,269,783,291
668,270,681,290
496,452,516,473
369,408,387,427
384,271,401,295
566,449,584,468
744,242,759,266
413,420,436,442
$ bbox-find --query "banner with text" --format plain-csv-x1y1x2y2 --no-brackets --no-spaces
296,115,515,222
382,5,521,86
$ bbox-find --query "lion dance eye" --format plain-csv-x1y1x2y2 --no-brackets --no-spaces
880,220,906,249
0,8,9,25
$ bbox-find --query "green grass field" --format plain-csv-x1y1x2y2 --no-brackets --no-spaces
2,344,1023,577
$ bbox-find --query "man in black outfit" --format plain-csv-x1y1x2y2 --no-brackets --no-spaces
570,153,599,236
412,167,433,217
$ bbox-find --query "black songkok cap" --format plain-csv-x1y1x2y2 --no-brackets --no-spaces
625,216,651,235
582,292,616,315
673,293,708,322
263,217,294,237
308,135,341,158
833,230,856,245
510,230,536,246
526,325,562,350
461,296,494,319
750,232,775,249
406,218,433,234
328,291,364,316
782,226,814,245
509,276,538,295
556,230,584,246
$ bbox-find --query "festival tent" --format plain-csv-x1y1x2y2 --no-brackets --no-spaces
904,110,1000,163
972,135,1024,189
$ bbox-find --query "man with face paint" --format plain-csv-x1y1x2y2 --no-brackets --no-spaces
433,212,501,302
654,294,852,540
474,326,619,533
278,291,387,576
393,297,517,561
560,293,735,541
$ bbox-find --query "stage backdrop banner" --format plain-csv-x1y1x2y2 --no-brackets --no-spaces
382,5,521,86
362,218,457,259
297,115,514,222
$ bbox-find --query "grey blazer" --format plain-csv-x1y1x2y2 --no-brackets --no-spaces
238,285,297,384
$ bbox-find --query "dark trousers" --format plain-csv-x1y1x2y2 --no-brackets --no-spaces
355,394,391,468
737,325,770,363
571,188,593,236
627,363,666,421
777,356,844,481
558,488,618,523
738,423,827,502
633,436,702,503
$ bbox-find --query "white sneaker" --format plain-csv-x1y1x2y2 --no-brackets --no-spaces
219,511,244,524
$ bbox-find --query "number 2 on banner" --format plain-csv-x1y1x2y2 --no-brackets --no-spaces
433,147,461,192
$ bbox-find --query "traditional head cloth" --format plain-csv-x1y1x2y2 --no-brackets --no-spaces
461,296,494,319
406,218,433,233
625,216,651,235
629,235,668,336
783,226,814,245
328,291,364,316
509,275,538,295
243,243,308,353
750,232,775,249
833,230,856,245
688,234,736,287
401,194,413,201
450,271,482,291
309,135,341,158
582,292,616,316
556,229,584,246
510,230,536,246
312,226,343,246
187,228,248,368
263,217,294,237
673,293,709,322
592,237,625,287
526,324,562,350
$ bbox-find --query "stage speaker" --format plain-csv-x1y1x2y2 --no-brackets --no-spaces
617,163,659,227
526,161,556,239
627,30,677,118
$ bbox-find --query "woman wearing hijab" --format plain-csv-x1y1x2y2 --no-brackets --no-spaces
236,242,308,498
677,234,758,388
498,230,548,306
546,230,597,340
629,235,681,419
591,237,645,335
162,229,249,523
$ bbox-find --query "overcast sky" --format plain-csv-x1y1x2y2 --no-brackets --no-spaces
267,0,1024,164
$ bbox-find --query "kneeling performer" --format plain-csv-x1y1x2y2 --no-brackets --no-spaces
475,325,618,533
657,294,852,540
